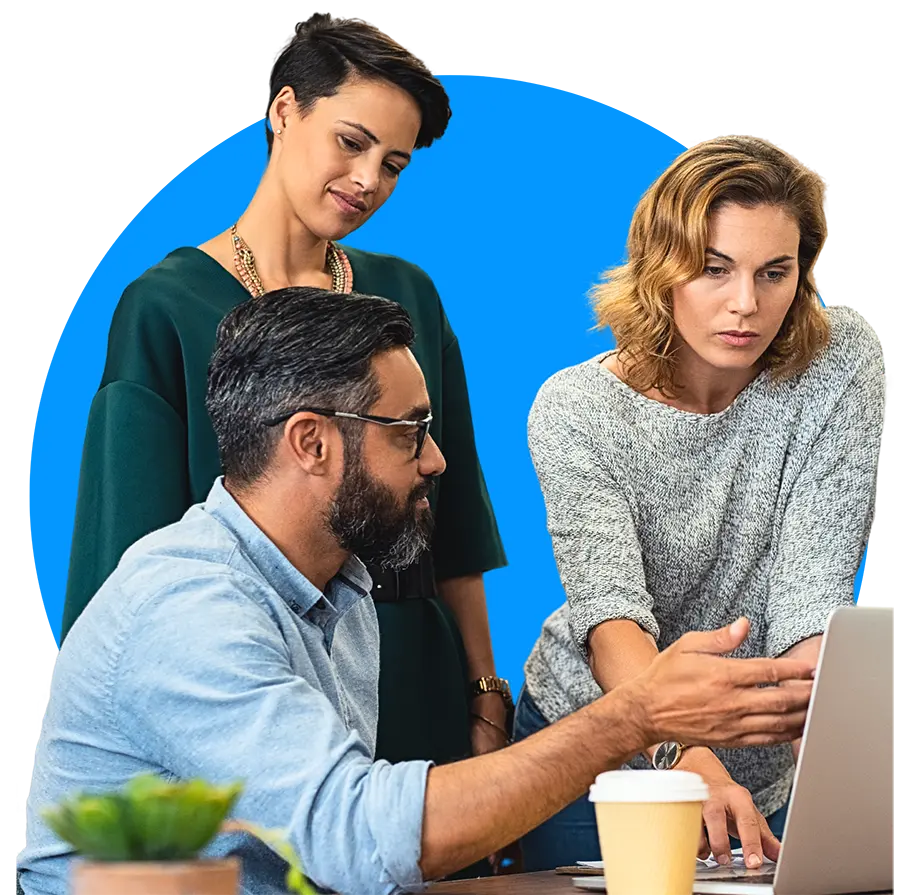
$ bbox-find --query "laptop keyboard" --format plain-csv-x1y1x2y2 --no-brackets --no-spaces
695,863,776,884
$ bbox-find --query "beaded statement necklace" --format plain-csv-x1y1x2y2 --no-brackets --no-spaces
231,224,353,297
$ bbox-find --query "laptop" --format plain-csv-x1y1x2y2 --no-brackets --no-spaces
573,606,893,895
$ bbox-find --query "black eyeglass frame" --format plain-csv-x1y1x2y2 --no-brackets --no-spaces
264,407,433,459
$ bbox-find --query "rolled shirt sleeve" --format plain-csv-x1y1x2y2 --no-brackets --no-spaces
113,578,430,895
528,372,659,656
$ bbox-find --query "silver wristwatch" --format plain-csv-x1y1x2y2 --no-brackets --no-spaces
652,741,686,770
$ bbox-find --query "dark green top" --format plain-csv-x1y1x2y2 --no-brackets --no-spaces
61,245,506,764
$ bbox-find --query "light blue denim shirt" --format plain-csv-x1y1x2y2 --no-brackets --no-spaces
19,478,431,895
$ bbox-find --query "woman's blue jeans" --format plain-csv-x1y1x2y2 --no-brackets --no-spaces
513,687,789,871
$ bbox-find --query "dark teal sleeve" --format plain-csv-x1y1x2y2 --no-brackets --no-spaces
430,313,507,581
60,276,196,641
61,382,192,640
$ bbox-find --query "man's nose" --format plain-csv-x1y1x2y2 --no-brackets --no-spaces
418,434,446,477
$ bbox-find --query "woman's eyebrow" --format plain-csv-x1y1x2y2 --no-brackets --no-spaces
337,120,412,162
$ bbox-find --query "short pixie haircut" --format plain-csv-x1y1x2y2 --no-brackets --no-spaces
265,13,451,153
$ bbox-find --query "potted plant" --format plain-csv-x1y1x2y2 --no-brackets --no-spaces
42,773,313,895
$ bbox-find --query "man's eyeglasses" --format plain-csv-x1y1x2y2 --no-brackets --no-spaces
264,407,433,460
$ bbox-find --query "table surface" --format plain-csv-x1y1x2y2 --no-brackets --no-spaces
427,871,573,895
425,870,894,895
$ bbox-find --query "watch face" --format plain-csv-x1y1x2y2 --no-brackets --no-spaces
654,741,682,770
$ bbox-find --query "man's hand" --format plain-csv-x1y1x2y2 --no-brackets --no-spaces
418,617,813,881
617,618,810,871
617,618,809,871
625,617,815,749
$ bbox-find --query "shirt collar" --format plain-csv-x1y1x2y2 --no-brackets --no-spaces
203,477,373,618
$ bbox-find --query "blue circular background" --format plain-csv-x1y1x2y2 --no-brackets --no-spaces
28,75,904,692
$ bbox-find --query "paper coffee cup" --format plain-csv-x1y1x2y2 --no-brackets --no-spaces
589,770,708,895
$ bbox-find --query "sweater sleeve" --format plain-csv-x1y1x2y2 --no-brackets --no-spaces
528,371,659,656
765,319,885,657
60,284,193,640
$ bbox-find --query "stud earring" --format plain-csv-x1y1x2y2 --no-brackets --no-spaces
275,128,282,135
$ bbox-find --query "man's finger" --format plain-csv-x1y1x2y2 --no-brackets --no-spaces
743,683,813,715
714,656,816,692
718,713,807,748
726,658,816,687
728,795,764,868
718,711,808,748
703,799,732,865
687,709,808,749
716,686,812,726
725,730,810,748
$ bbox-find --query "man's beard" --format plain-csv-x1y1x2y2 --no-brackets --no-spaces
327,444,434,571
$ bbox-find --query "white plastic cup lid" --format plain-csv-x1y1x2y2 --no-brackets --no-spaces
589,770,709,804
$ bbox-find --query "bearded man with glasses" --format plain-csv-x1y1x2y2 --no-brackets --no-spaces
21,288,817,895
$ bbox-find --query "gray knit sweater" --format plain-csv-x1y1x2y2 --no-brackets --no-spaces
523,306,884,816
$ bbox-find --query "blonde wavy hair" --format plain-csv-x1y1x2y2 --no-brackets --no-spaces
593,135,830,394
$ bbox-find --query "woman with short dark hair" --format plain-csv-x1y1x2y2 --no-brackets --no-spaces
62,13,510,778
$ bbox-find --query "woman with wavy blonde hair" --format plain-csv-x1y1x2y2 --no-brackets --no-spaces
514,136,884,871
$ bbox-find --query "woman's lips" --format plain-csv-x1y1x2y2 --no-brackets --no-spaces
330,190,367,216
717,331,759,347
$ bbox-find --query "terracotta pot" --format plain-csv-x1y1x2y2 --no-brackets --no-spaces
71,858,239,895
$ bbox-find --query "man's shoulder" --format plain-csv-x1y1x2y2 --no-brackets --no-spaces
97,507,272,623
119,504,238,572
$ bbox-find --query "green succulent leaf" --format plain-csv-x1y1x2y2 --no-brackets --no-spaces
42,796,133,861
43,775,243,863
123,774,170,801
43,775,313,893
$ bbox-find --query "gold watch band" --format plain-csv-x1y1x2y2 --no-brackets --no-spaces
470,675,513,707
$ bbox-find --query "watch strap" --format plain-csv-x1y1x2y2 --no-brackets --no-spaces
470,675,513,707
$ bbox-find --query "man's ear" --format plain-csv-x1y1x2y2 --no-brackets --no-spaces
283,414,338,476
